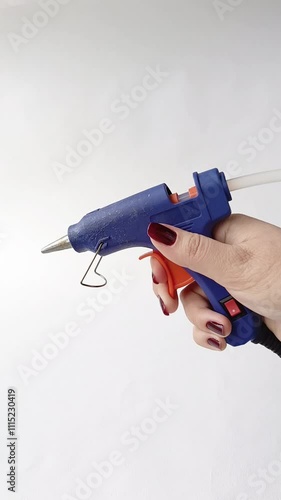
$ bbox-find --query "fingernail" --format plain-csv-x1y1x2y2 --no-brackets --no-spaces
207,338,221,350
148,223,177,246
206,321,224,336
152,273,159,285
158,296,169,316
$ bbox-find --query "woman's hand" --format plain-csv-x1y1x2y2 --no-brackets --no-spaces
148,214,281,351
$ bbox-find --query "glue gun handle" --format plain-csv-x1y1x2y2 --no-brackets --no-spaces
185,269,261,347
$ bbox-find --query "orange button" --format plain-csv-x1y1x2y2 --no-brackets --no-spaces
224,299,241,317
189,186,198,199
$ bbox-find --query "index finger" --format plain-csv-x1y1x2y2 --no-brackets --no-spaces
150,256,168,285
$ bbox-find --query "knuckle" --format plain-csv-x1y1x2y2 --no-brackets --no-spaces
234,244,253,267
184,233,208,262
227,244,254,286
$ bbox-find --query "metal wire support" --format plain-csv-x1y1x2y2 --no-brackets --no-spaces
80,242,107,288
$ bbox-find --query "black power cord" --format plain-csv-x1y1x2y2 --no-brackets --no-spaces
252,323,281,357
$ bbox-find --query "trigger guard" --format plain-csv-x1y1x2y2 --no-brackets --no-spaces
139,251,188,299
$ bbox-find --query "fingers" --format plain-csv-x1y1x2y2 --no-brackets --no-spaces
151,257,179,315
150,255,232,350
180,285,232,351
154,283,179,315
180,286,232,337
151,256,168,285
193,327,227,352
147,222,253,288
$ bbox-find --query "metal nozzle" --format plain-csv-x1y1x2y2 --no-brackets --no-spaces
41,235,72,254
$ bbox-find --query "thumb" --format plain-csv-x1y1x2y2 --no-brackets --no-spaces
147,222,249,287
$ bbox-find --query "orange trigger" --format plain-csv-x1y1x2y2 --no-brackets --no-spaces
139,251,195,298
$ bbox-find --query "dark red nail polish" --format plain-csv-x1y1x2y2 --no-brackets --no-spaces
152,273,159,285
207,338,221,350
206,321,224,336
158,296,169,316
148,223,177,246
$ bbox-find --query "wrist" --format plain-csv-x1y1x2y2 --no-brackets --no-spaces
264,318,281,341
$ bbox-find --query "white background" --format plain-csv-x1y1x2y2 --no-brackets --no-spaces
1,1,281,499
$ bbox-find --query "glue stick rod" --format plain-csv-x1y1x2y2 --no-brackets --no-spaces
227,169,281,192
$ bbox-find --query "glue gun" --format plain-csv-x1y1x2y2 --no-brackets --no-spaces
42,168,281,351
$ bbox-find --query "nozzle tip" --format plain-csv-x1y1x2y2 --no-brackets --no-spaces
41,235,72,254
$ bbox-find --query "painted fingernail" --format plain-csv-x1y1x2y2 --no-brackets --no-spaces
206,321,224,336
158,296,169,316
148,223,177,246
152,273,159,285
207,338,221,350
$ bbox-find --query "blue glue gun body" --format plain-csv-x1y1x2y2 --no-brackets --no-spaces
68,168,261,347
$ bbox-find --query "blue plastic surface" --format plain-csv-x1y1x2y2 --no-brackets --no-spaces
68,168,261,347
